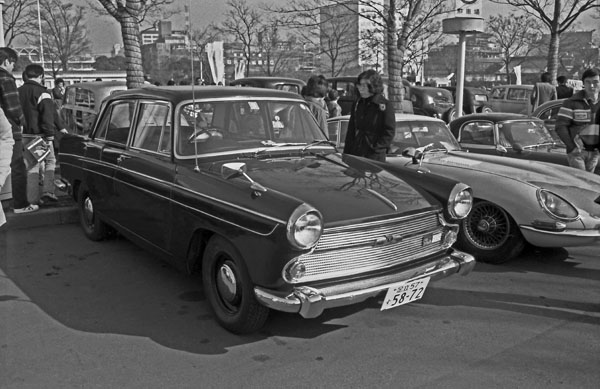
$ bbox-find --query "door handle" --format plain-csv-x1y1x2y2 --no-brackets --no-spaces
117,155,131,163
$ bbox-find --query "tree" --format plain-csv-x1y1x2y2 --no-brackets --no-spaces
33,0,91,75
491,0,600,82
95,0,173,88
219,0,262,77
94,55,128,71
2,0,37,47
487,13,541,83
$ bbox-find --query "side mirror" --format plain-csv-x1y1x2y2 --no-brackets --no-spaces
513,143,524,152
402,147,423,164
495,144,508,154
221,162,246,180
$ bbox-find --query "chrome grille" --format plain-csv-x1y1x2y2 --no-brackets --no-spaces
293,211,446,283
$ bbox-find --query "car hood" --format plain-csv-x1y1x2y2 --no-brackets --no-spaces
200,153,440,225
417,151,600,203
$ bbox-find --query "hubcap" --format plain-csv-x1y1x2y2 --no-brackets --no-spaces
83,196,94,226
465,203,510,249
216,263,238,303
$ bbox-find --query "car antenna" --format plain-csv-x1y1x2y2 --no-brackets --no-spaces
188,0,200,172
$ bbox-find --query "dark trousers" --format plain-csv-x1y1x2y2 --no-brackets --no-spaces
10,138,28,209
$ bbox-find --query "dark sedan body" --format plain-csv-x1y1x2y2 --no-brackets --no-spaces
59,86,475,334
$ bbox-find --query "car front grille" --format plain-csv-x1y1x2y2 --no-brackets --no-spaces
292,211,447,283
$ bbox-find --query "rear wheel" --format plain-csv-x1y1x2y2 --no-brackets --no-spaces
457,200,525,264
77,184,108,241
202,235,269,334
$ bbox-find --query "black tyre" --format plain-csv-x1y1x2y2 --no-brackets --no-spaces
457,200,525,264
481,106,493,113
202,235,269,334
77,184,108,241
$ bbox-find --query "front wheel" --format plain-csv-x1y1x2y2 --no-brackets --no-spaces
456,200,525,264
77,184,108,241
202,235,269,334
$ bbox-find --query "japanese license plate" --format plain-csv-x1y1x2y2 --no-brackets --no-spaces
380,277,430,311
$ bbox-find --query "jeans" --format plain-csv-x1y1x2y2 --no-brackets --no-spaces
566,148,600,173
27,141,56,203
10,138,29,209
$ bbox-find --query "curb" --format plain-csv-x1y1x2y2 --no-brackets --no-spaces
2,193,78,230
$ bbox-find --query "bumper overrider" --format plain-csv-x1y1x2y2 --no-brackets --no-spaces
254,249,475,319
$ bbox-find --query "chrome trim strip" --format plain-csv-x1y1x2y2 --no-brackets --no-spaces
520,225,600,238
366,188,397,211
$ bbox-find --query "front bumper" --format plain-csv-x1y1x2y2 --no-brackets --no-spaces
254,249,475,319
520,225,600,247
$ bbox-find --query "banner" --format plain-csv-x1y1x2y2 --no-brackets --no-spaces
513,65,522,85
205,41,225,85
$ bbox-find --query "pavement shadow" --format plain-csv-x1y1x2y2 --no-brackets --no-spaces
0,229,374,356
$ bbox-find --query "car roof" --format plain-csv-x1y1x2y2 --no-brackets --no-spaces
106,85,304,105
229,76,305,85
449,112,543,132
491,84,533,89
331,113,446,123
65,80,126,92
532,98,566,114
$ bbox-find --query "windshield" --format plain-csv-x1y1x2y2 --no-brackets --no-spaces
497,120,555,148
176,99,327,157
391,120,461,152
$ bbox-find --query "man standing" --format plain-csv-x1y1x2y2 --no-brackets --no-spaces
0,47,38,214
556,75,574,99
530,71,557,110
0,107,14,226
19,64,61,204
555,68,600,173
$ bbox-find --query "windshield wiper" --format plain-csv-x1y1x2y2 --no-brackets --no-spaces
301,139,338,152
253,140,308,157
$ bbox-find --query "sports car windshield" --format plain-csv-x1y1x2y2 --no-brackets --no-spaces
391,120,461,152
498,120,557,148
176,99,327,157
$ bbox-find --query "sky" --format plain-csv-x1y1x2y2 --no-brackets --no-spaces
82,0,596,56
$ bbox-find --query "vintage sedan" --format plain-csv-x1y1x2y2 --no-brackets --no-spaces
328,114,600,264
449,112,600,174
58,86,476,334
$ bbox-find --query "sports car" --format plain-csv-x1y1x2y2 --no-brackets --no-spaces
328,114,600,264
449,112,600,174
58,86,476,334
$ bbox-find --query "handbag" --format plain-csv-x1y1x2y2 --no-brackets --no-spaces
23,135,50,170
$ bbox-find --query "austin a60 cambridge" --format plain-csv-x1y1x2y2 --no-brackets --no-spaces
59,86,475,333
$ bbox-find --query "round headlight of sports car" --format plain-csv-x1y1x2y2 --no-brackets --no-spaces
286,204,323,250
448,183,473,219
537,189,579,221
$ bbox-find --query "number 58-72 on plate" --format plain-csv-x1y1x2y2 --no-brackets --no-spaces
381,277,431,311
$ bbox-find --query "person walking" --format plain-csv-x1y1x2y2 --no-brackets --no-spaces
556,75,574,99
303,75,329,131
555,67,600,173
0,107,14,227
531,71,557,110
343,69,395,162
0,47,38,214
19,64,59,205
51,77,65,107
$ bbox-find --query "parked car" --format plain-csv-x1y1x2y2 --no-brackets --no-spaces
408,86,456,122
441,86,493,115
60,80,127,136
488,84,533,114
327,76,413,115
228,76,305,94
449,112,600,175
58,86,476,334
328,113,600,263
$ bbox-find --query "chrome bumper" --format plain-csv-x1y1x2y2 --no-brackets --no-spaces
520,225,600,247
254,250,475,319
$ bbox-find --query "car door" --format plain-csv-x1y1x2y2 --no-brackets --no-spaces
505,87,531,114
112,101,175,253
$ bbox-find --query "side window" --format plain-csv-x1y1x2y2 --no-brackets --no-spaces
507,88,528,101
491,87,504,99
94,101,135,145
337,81,356,99
327,121,339,142
132,102,171,154
461,122,494,145
279,84,301,94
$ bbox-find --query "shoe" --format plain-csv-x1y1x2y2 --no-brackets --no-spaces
40,192,59,203
14,204,40,214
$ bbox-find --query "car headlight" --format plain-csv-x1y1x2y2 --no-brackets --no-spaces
537,189,579,221
447,183,473,219
286,204,323,250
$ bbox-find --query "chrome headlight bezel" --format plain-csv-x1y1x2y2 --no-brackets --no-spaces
286,203,323,250
536,189,579,222
447,183,473,220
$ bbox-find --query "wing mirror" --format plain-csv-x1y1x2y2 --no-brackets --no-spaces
495,144,508,154
221,162,267,196
402,147,423,164
513,143,524,152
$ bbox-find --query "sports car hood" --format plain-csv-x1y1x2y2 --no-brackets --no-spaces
205,153,440,224
420,151,600,205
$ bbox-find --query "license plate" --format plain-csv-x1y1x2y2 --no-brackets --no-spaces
380,277,430,311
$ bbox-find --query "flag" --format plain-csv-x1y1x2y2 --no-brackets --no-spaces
513,65,522,85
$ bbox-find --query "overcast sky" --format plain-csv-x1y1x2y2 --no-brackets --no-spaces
83,0,595,56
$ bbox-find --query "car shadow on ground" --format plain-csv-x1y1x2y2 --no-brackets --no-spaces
473,245,600,282
0,231,382,356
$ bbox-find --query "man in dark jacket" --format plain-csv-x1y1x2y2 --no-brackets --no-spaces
19,64,59,204
555,68,600,173
343,69,395,162
0,47,38,214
